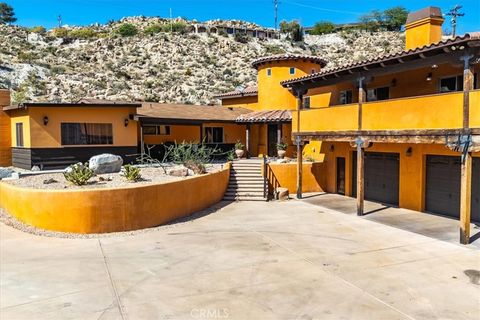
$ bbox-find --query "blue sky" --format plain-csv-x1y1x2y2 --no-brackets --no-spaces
7,0,480,34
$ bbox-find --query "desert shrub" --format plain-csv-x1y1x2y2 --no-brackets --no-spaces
163,22,187,33
309,21,335,35
117,23,138,37
264,44,286,55
164,142,220,174
144,24,163,35
68,27,98,39
280,20,303,42
121,164,142,182
17,51,37,63
234,32,250,43
52,27,68,38
64,163,94,186
30,26,46,34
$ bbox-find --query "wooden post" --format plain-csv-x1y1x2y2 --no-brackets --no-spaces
296,91,304,199
199,124,203,143
140,125,145,163
357,76,366,131
246,124,250,158
356,139,365,216
461,53,474,129
277,123,282,144
460,152,472,244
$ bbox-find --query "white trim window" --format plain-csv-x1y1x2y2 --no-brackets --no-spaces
339,90,353,104
303,96,311,109
367,86,389,102
204,127,224,143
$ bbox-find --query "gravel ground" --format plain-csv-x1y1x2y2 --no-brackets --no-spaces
0,200,228,239
4,164,225,190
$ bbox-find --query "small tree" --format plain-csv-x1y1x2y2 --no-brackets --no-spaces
0,2,16,24
383,6,408,31
310,21,336,35
117,23,138,37
279,20,303,42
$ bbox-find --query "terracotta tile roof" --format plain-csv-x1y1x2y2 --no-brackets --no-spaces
282,32,480,87
135,102,252,123
214,86,258,99
235,110,292,123
251,54,327,69
4,99,141,110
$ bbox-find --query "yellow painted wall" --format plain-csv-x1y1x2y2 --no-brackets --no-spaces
0,90,11,166
9,107,138,148
144,123,246,145
293,104,358,132
315,141,479,212
267,162,326,194
257,60,322,111
221,96,258,110
405,17,443,50
0,164,230,233
9,110,31,148
470,90,480,128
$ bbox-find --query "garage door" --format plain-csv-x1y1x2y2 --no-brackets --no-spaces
426,156,479,222
352,152,400,206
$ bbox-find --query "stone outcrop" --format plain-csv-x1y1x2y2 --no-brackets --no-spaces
88,154,123,174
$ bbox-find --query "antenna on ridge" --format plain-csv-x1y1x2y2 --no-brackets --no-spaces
446,5,465,37
273,0,280,31
57,15,62,28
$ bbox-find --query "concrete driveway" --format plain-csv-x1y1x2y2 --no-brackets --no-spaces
1,200,479,320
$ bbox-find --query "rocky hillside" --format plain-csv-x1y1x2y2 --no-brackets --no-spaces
0,17,404,105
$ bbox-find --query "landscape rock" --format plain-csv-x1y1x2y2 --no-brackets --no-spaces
0,168,14,179
168,167,188,177
89,154,123,174
31,166,40,171
277,187,289,201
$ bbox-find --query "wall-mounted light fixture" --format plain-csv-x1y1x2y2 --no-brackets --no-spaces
391,78,397,87
406,147,413,157
426,72,433,81
43,116,49,126
330,144,335,152
124,118,129,127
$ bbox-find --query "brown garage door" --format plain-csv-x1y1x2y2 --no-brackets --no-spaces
425,156,479,222
352,152,400,206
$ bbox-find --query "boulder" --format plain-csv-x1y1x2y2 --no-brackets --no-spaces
277,187,289,201
88,154,123,174
0,168,14,179
168,167,188,177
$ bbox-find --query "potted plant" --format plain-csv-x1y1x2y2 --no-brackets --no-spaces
235,141,245,159
276,142,288,159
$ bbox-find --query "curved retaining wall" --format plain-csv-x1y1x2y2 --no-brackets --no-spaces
0,164,230,234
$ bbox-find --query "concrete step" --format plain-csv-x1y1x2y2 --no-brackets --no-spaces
224,192,265,197
231,165,262,169
231,169,261,174
230,173,262,178
227,187,264,192
223,196,267,201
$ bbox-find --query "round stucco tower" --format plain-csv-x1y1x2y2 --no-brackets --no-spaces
252,55,327,111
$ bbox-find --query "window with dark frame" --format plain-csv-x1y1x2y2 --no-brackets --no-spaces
15,123,24,147
142,125,171,135
303,96,311,109
440,75,463,92
267,68,272,77
367,87,389,101
204,127,224,143
289,67,295,75
61,123,113,145
339,90,353,104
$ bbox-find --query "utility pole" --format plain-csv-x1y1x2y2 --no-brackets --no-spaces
170,8,173,34
446,5,465,37
57,15,62,28
273,0,279,31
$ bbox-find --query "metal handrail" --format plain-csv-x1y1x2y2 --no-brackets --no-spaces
263,155,268,199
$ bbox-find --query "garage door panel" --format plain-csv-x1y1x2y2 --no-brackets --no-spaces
426,156,479,222
353,152,400,206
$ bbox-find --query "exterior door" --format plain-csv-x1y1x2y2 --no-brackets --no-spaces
352,152,400,206
267,124,279,157
426,156,479,222
336,157,346,195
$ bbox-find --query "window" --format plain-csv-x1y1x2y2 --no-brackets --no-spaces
15,123,23,147
303,96,311,109
339,90,353,104
289,67,295,75
61,123,113,145
440,75,463,92
311,69,316,74
143,125,170,135
204,127,224,143
367,87,389,101
266,68,272,77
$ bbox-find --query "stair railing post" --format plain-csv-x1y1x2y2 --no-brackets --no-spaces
263,155,268,199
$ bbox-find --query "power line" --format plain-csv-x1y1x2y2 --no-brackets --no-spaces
446,5,465,37
282,0,362,16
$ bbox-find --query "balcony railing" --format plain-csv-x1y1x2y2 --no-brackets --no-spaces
294,90,480,133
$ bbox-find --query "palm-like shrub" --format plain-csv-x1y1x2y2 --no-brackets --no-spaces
121,165,142,182
63,163,94,186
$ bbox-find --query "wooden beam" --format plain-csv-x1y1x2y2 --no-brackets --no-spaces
277,123,282,144
358,77,366,131
356,143,365,216
296,94,303,199
460,152,472,244
462,53,474,129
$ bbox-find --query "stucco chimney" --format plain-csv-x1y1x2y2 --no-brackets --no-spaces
405,7,444,50
0,89,12,167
